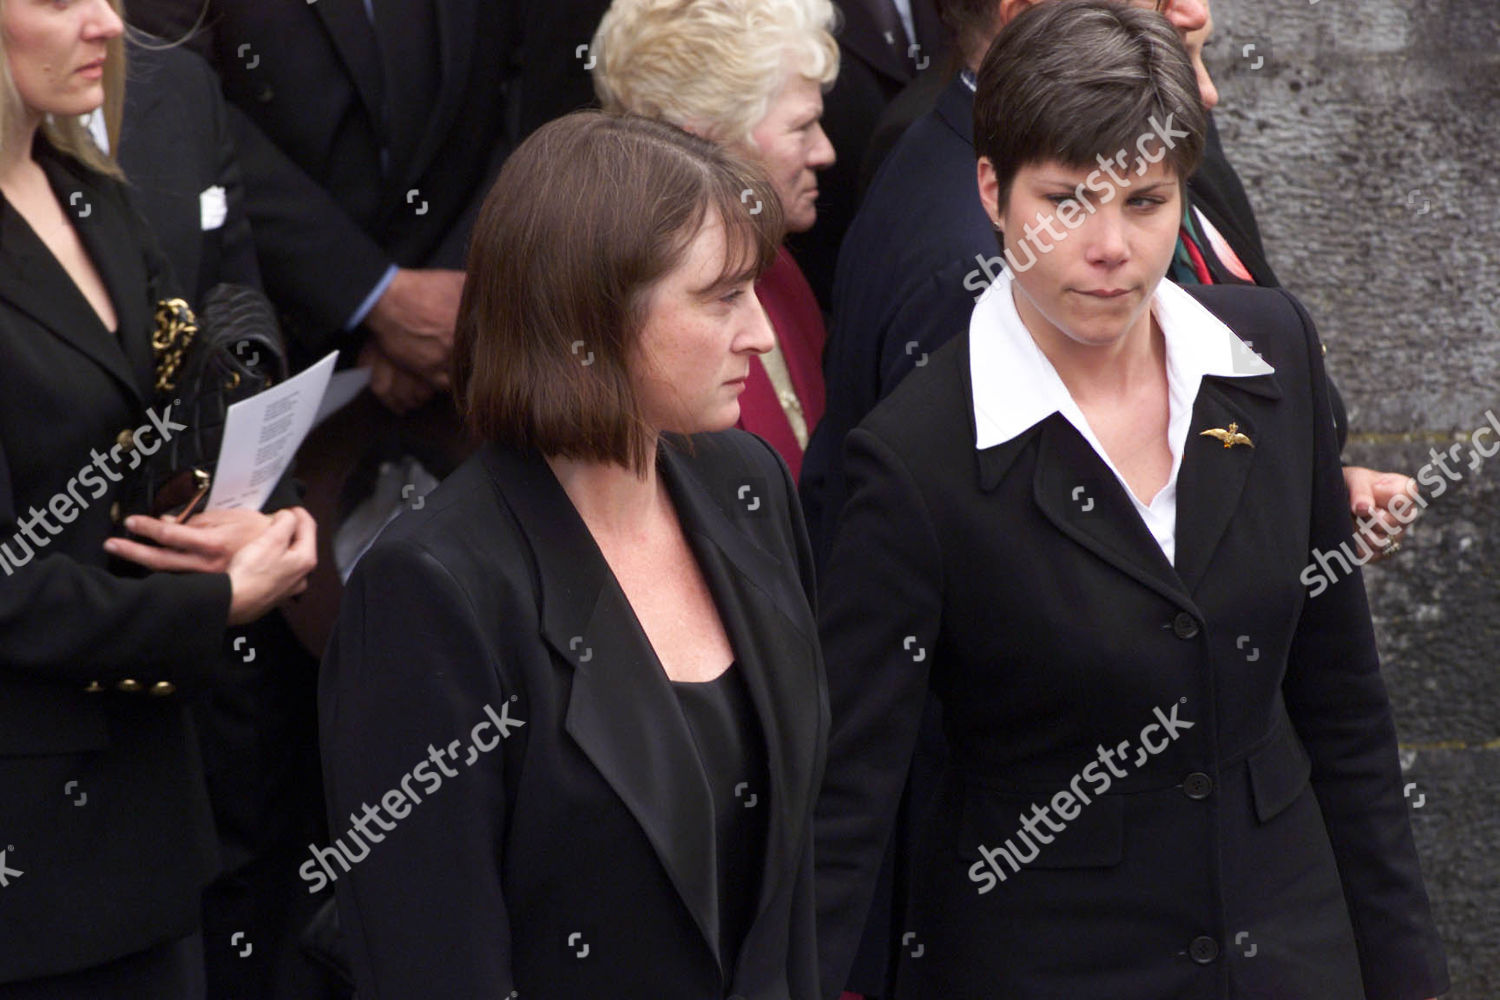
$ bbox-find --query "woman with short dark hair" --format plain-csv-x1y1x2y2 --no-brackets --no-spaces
320,110,829,1000
812,3,1448,998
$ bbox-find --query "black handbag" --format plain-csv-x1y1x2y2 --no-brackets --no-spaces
127,283,288,517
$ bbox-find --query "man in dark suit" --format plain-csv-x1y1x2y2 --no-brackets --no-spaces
127,0,521,659
794,0,951,307
127,0,517,387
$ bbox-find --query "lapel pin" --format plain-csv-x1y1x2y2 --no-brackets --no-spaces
1200,422,1254,449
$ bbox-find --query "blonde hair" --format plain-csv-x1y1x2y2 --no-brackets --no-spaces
592,0,840,147
0,0,125,179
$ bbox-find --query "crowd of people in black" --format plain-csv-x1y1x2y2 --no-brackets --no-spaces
0,0,1450,998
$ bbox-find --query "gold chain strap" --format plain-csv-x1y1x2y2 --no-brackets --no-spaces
152,298,199,394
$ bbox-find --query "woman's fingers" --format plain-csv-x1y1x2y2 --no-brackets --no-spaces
122,513,223,554
289,506,318,564
104,535,219,573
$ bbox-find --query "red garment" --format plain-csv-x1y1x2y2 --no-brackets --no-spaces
739,246,827,481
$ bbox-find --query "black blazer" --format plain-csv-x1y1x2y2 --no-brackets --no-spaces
128,0,517,359
319,431,828,998
0,140,230,982
813,285,1448,999
118,35,261,305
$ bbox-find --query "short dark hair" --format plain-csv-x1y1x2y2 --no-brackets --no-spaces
973,0,1205,204
453,111,784,476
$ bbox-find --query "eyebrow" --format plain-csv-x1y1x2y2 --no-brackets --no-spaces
1035,177,1178,192
689,266,759,298
1123,180,1178,194
788,100,823,124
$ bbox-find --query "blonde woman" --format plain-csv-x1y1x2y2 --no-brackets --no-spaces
592,0,838,480
0,1,315,994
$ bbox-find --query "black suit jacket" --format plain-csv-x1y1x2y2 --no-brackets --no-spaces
118,35,261,305
320,431,828,998
0,140,230,982
813,284,1448,999
128,0,517,360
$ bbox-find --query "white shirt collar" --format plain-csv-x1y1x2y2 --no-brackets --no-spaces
85,111,109,155
969,271,1273,565
969,270,1273,451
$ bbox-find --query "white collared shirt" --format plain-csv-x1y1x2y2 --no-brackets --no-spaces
969,271,1273,565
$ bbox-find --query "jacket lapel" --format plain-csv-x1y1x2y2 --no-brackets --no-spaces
837,0,913,86
479,442,721,966
481,438,821,982
1028,416,1191,608
0,152,145,404
1173,374,1281,594
54,163,155,398
396,0,478,199
964,331,1189,607
313,0,387,140
658,437,824,963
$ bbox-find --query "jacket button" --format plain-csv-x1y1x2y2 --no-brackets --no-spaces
116,678,142,693
149,681,177,697
1189,935,1219,963
256,85,274,103
116,428,135,450
83,680,105,693
1183,772,1214,799
1172,612,1200,639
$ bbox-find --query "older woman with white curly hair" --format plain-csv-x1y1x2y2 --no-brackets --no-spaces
593,0,839,481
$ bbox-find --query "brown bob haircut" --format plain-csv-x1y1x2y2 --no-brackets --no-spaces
973,0,1206,205
453,110,784,476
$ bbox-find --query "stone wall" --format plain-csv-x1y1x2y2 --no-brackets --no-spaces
1209,2,1500,996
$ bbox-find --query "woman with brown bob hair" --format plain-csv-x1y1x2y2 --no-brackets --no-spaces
320,110,830,999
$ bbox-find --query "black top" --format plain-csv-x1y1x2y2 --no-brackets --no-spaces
671,662,770,982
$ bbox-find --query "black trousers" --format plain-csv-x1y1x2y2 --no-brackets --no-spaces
0,934,204,999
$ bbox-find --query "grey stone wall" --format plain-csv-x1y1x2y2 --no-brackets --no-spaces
1209,2,1499,996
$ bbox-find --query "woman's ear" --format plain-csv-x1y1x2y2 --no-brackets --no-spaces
997,0,1038,28
977,157,1004,231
